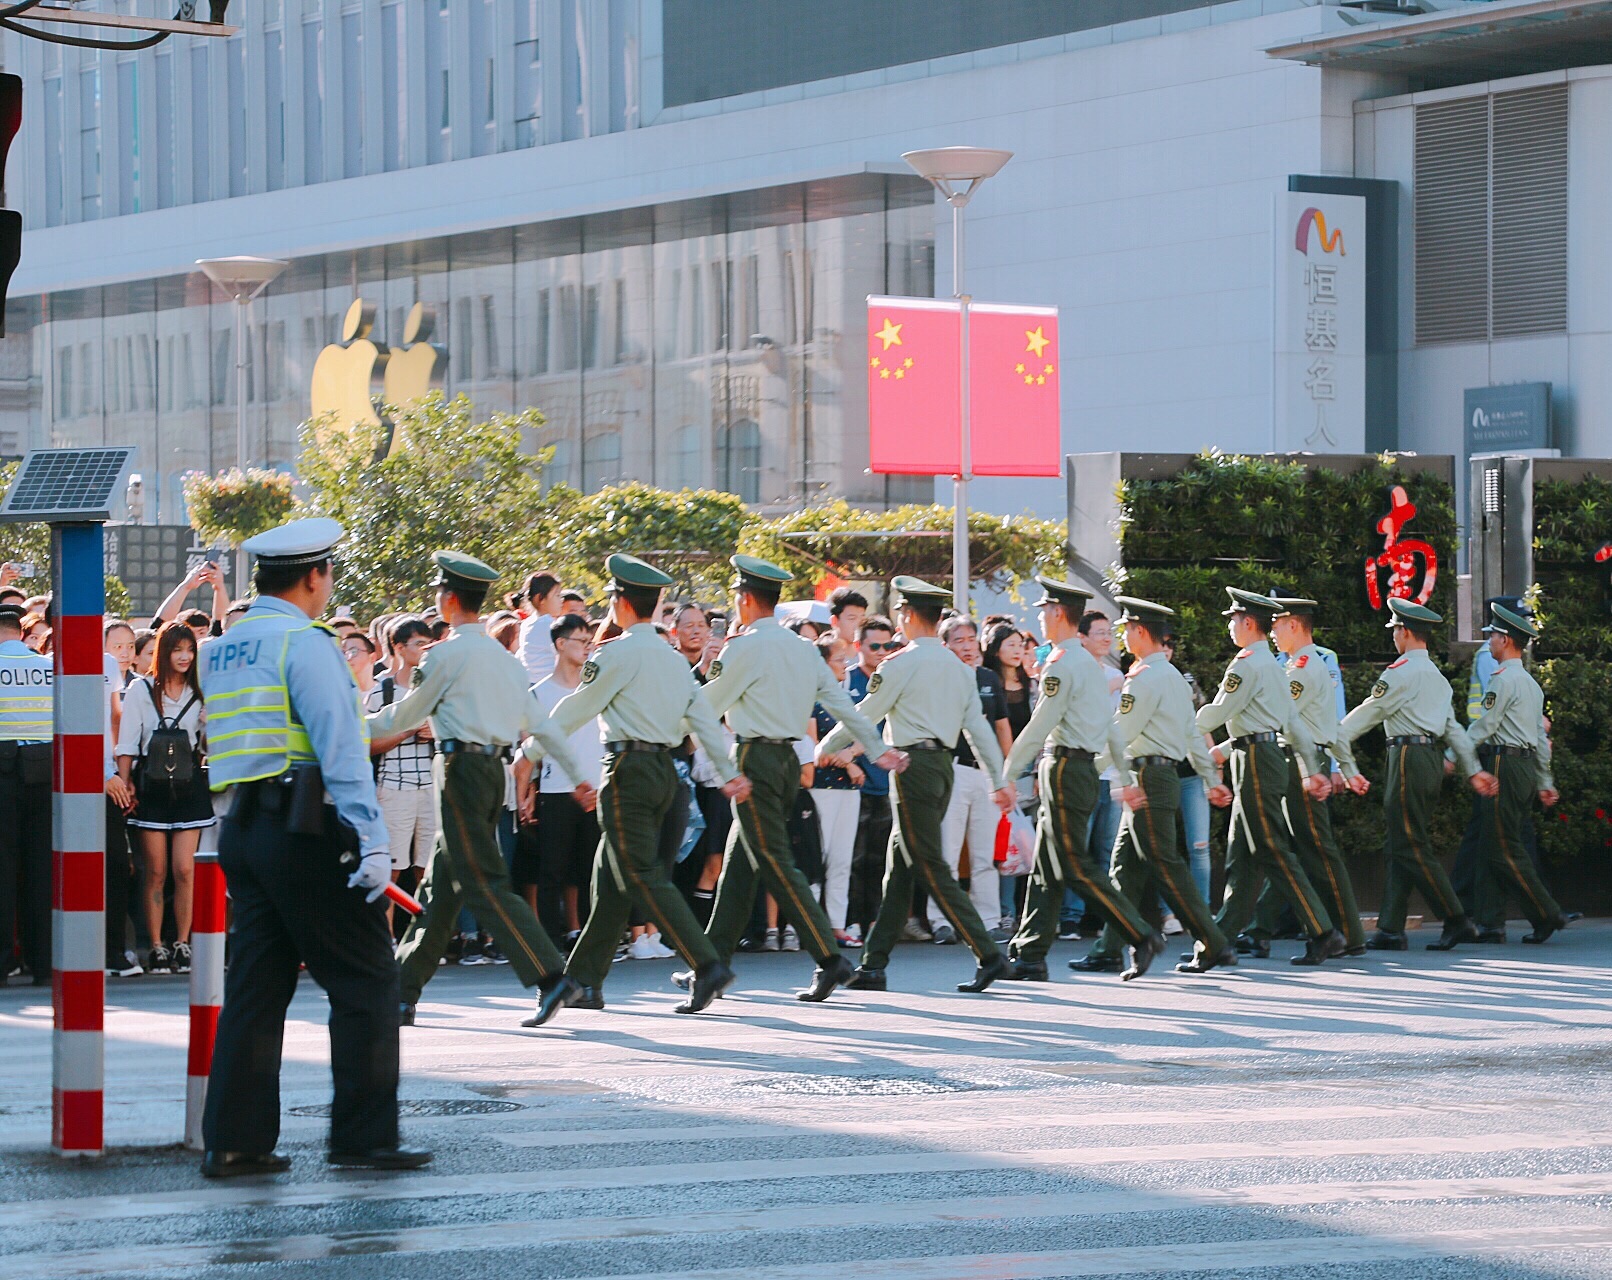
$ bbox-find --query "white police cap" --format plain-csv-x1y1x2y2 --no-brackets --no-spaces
241,516,345,567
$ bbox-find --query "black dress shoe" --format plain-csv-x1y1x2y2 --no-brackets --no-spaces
1426,916,1479,951
1006,958,1050,981
1341,944,1368,957
399,1003,415,1027
1366,929,1408,951
572,985,605,1010
522,974,582,1027
1068,953,1123,974
1522,915,1569,945
797,954,855,1002
844,966,886,991
1291,928,1345,966
675,961,735,1014
1234,933,1271,959
1474,928,1507,944
327,1145,433,1171
201,1150,291,1179
957,952,1010,993
1122,930,1167,982
1176,947,1237,974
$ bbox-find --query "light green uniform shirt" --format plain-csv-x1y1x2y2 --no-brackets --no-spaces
1113,650,1217,788
701,616,885,756
1001,641,1129,782
1467,656,1554,790
541,623,738,783
1338,647,1481,777
1195,642,1322,778
366,621,584,784
1283,643,1361,782
819,637,1006,790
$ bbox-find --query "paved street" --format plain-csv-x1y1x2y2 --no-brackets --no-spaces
1,922,1610,1279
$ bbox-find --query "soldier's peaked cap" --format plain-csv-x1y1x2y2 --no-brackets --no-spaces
242,517,344,568
890,575,951,607
1384,596,1443,628
604,552,674,592
1221,586,1280,619
1269,593,1320,619
1113,596,1176,629
431,549,498,595
730,554,793,591
1483,600,1539,641
1031,572,1092,611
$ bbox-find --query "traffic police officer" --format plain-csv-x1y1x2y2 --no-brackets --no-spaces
1001,575,1165,982
198,518,429,1178
1338,596,1497,951
818,576,1015,994
1199,588,1342,966
542,554,749,1017
686,555,905,1003
0,603,52,985
1467,601,1568,944
368,551,596,1030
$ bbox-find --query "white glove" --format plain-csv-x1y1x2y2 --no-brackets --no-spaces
346,851,393,903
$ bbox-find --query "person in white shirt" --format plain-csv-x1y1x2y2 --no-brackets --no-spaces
516,570,565,684
366,616,437,916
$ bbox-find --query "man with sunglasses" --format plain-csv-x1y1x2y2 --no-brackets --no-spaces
844,616,902,939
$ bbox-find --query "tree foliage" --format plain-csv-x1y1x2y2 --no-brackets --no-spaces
183,467,297,547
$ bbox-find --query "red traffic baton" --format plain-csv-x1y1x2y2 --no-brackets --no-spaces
384,882,423,915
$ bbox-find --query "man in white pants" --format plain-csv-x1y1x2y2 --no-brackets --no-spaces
933,616,1013,943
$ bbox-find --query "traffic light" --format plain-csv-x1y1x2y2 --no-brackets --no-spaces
0,74,20,339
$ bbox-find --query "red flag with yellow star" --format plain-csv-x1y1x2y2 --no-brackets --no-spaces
866,296,962,474
969,303,1061,476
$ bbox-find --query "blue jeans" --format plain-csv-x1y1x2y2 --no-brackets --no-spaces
1177,774,1212,903
1064,778,1120,921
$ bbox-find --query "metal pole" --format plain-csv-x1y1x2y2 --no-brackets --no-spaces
234,298,248,594
185,851,227,1150
952,197,971,614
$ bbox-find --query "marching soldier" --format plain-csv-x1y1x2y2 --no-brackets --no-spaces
1070,598,1235,976
0,603,52,987
681,555,907,1003
818,576,1015,994
1001,575,1166,982
1338,596,1498,951
540,554,750,1017
1198,588,1343,966
199,519,428,1177
367,551,596,1030
1467,601,1569,944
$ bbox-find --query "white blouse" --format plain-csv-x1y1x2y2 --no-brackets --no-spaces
115,676,207,761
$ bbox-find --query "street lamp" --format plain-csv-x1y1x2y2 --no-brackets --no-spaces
902,147,1012,614
197,255,289,592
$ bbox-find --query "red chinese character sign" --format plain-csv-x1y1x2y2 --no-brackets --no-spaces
1365,485,1438,609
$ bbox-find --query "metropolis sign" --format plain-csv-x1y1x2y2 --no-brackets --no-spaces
1464,382,1551,457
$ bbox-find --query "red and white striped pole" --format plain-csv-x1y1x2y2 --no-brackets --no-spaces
184,851,227,1150
51,524,105,1157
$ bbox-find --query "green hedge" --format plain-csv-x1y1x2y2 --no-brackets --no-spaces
1532,474,1612,662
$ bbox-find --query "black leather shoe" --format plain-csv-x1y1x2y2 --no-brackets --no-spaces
1068,953,1123,974
844,966,886,991
1474,928,1507,944
1006,958,1050,981
1122,931,1167,982
522,974,582,1027
1291,928,1345,966
957,952,1010,993
1366,929,1408,951
1341,944,1368,957
327,1145,433,1171
675,961,735,1014
1426,916,1479,951
399,1003,415,1027
572,985,605,1010
201,1150,291,1179
1522,915,1569,945
1234,933,1271,959
797,954,855,1002
1176,947,1237,974
671,969,695,992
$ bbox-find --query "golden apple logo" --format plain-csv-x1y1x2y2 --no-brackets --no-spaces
382,302,446,452
311,299,388,434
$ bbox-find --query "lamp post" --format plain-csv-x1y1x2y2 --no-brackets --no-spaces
197,255,288,592
901,147,1012,614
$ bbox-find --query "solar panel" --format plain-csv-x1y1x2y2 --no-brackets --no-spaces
0,448,134,523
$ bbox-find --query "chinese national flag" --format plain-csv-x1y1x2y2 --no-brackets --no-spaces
867,296,962,474
969,303,1061,477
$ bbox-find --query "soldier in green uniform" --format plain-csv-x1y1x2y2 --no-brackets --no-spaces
678,556,907,1003
1198,588,1343,966
1468,601,1568,944
368,552,597,1029
1001,574,1166,982
1071,598,1236,976
540,554,750,1017
1338,596,1498,951
818,576,1015,994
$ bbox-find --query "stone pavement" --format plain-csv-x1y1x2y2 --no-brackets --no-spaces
1,921,1610,1279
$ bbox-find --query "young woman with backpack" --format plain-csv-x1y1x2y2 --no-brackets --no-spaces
115,620,214,974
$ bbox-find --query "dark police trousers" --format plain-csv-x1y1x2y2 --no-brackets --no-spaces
0,742,52,978
203,788,400,1156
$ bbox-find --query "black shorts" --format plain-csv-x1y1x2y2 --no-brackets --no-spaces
514,792,599,889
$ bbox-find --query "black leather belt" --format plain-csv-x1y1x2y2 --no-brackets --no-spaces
1229,731,1280,748
1132,754,1182,769
1387,734,1436,747
605,740,671,754
1052,746,1095,761
900,738,949,752
1480,743,1535,757
736,736,796,746
439,740,506,756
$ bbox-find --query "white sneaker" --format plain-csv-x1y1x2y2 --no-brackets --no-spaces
900,919,933,943
780,926,800,952
627,934,663,961
763,929,782,952
647,936,677,959
1161,914,1185,936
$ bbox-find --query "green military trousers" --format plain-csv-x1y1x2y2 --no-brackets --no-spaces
1375,741,1463,933
566,748,719,989
706,741,842,965
1214,741,1333,941
397,752,563,1004
861,746,1000,971
1474,749,1561,932
1249,753,1366,949
1089,761,1228,961
1010,750,1152,964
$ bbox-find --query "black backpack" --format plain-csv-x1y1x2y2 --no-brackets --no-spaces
143,679,200,787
